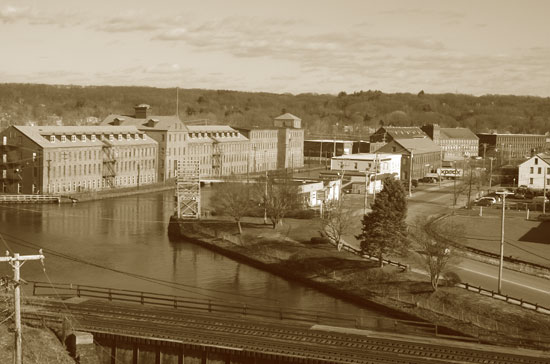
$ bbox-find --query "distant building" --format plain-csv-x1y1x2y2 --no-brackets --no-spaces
330,153,402,178
518,154,550,190
477,132,546,164
274,113,304,170
186,125,249,178
274,113,302,129
102,104,188,181
304,139,354,160
0,125,157,194
369,126,427,143
234,127,279,173
329,153,402,194
377,138,441,181
421,124,478,160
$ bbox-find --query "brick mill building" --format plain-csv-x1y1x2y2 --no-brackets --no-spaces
0,125,158,194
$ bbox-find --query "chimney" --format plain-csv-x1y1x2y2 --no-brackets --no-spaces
421,124,440,142
134,104,151,119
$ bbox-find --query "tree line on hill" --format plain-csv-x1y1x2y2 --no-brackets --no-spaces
1,83,550,136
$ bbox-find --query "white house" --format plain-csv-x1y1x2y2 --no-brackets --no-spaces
518,154,550,189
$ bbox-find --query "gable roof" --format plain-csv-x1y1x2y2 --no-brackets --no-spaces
377,126,427,139
275,113,301,121
521,153,550,167
440,128,478,140
391,137,441,154
12,125,152,149
102,114,188,132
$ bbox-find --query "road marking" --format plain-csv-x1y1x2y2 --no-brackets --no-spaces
457,266,550,294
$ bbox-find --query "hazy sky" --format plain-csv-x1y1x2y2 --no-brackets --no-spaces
1,0,549,96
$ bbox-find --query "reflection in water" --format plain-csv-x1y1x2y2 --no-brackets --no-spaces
0,189,381,316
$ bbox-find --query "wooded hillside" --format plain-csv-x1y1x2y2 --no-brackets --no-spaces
1,84,549,137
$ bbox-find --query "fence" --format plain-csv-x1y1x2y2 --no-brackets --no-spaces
0,194,60,203
383,287,550,348
340,243,409,271
457,282,550,314
29,281,444,340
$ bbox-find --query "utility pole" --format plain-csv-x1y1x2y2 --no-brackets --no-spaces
364,170,369,215
544,164,547,215
467,161,473,209
489,157,495,189
496,191,512,294
373,154,378,203
408,150,414,197
453,161,457,209
264,150,268,225
0,251,45,364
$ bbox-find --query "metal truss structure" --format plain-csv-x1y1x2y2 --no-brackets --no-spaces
175,159,201,219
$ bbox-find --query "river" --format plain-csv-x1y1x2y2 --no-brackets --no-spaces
0,188,382,317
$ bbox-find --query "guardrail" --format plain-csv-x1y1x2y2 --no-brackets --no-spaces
0,194,60,203
457,282,550,315
29,281,448,340
340,242,409,271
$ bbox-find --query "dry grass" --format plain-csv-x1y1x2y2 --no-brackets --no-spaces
190,213,550,348
0,324,74,364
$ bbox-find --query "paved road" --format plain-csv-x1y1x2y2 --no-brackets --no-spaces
408,182,550,306
343,181,550,306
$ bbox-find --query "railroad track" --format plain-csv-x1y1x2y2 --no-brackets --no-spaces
16,298,550,364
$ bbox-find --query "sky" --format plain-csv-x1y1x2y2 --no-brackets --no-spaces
1,0,550,96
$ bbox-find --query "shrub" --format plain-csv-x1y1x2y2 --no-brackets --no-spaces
443,271,461,286
286,209,317,219
309,236,331,245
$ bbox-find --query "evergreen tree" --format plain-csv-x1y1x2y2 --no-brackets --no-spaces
356,177,408,267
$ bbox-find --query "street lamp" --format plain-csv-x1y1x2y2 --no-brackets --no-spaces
496,190,513,294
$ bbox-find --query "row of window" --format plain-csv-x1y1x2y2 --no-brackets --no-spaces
45,147,155,163
48,159,155,179
529,166,550,175
48,133,146,143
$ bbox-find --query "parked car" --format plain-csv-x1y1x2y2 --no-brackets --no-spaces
532,196,549,204
474,197,497,206
513,192,526,199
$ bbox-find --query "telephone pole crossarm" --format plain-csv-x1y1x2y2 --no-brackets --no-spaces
0,250,45,364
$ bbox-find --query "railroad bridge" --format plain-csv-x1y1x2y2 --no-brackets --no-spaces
15,282,550,364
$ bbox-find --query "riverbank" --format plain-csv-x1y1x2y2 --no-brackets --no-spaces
169,216,550,350
62,181,175,203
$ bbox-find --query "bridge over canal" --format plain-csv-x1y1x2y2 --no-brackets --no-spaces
14,282,550,364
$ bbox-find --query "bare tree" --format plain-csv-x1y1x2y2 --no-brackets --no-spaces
211,181,252,234
264,174,300,229
320,199,354,251
411,216,462,291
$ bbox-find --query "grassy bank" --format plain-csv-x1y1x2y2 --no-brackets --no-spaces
0,324,74,364
170,217,550,350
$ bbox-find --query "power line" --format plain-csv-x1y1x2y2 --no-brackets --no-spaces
0,231,278,304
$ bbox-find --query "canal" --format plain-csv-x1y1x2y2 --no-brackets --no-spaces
0,189,381,317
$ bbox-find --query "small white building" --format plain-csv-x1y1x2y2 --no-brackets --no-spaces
330,153,402,178
297,178,341,207
330,153,401,194
518,153,550,189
